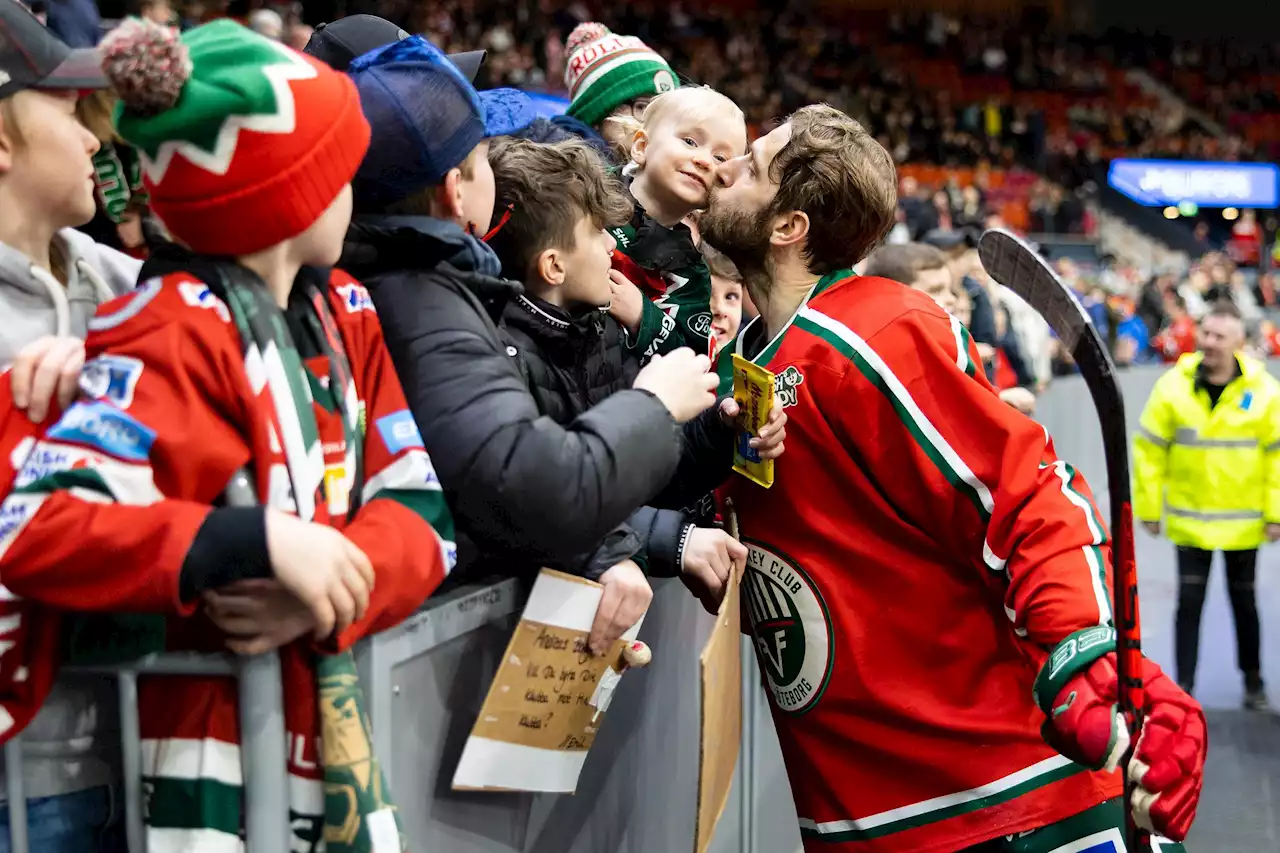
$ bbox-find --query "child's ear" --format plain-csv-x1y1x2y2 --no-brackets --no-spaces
630,129,649,166
0,111,17,175
536,247,567,287
441,167,466,223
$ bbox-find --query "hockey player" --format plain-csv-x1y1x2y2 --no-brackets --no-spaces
698,104,1207,853
0,18,452,851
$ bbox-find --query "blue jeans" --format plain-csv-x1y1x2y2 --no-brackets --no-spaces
0,786,124,853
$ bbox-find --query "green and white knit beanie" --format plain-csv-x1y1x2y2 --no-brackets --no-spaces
563,22,678,128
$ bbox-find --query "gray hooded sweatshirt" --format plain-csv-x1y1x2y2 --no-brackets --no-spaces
0,228,141,801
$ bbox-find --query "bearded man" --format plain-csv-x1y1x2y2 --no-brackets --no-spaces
697,104,1206,853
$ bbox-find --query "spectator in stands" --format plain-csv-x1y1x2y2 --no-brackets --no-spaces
560,22,678,161
486,137,750,641
75,89,155,258
1133,302,1280,711
333,35,749,607
606,87,748,360
0,7,142,847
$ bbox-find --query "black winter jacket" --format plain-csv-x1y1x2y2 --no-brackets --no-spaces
338,216,731,581
502,293,692,576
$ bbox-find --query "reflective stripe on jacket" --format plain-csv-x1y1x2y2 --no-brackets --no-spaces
1132,352,1280,550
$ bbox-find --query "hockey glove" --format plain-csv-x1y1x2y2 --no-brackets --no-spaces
1034,628,1207,842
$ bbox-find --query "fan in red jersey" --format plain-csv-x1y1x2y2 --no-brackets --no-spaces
692,104,1206,853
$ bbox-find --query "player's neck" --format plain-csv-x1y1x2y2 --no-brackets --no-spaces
748,261,818,340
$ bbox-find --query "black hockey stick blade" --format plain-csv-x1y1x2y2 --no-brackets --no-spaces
978,228,1148,853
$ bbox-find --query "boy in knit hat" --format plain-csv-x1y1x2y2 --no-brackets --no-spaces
561,21,678,160
0,17,454,851
339,36,738,647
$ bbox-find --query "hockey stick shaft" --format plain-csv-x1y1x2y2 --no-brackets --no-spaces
977,230,1147,853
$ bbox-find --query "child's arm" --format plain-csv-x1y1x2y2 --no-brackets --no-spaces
0,279,266,614
320,277,454,651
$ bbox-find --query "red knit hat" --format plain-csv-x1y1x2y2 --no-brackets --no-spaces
100,18,370,257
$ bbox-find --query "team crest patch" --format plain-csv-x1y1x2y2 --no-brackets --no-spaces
80,355,144,409
177,281,231,323
742,540,833,715
775,365,805,408
336,282,375,314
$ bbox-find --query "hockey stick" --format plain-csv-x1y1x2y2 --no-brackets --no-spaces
977,228,1147,853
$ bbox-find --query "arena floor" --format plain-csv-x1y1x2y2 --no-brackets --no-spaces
1133,526,1280,850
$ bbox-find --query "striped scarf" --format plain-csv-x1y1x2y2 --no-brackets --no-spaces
216,262,403,853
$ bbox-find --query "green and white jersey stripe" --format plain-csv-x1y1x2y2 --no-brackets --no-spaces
798,755,1082,843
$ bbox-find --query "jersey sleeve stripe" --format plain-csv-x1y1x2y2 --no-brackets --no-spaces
1047,460,1113,626
796,308,996,519
950,315,977,378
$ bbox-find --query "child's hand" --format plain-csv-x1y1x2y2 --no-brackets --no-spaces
265,510,374,641
589,559,652,656
633,349,718,423
608,269,645,335
203,579,315,655
10,335,85,423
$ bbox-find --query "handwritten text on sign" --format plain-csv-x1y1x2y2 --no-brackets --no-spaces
470,620,624,752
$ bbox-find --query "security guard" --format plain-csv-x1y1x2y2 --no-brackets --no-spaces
1134,301,1280,710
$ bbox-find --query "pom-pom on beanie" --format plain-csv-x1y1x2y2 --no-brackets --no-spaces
563,22,677,128
100,18,371,257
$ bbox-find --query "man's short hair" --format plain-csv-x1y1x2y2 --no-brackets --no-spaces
487,137,633,278
1204,300,1243,323
862,242,948,285
771,104,899,274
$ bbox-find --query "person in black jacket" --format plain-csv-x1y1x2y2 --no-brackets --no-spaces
333,33,778,651
486,136,750,628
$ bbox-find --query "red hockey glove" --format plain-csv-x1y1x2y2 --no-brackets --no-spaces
1127,658,1207,842
1034,628,1207,842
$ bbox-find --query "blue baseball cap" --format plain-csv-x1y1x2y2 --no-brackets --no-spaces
348,36,536,210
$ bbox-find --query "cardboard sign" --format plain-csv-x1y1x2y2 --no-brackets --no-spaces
452,569,644,793
694,504,745,853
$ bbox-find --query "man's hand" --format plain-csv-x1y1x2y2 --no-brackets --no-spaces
608,269,645,335
1143,520,1161,536
719,395,787,460
1266,523,1280,542
265,510,374,641
589,559,652,656
633,348,719,423
1041,653,1206,842
203,579,315,655
10,335,85,423
681,527,748,614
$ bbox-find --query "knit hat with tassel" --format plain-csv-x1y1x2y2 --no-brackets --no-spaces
99,18,370,257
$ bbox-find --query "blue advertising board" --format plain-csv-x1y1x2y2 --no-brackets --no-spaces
1107,159,1279,208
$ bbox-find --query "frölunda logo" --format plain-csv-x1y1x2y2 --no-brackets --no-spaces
742,541,833,715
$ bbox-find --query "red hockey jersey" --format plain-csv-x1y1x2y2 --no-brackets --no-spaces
0,269,453,850
715,271,1121,853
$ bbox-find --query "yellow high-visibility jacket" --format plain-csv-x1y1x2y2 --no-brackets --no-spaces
1133,352,1280,550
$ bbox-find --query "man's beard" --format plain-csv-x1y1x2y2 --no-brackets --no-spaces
700,191,773,282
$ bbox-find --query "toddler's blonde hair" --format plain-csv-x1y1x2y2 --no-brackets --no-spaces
608,86,745,165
